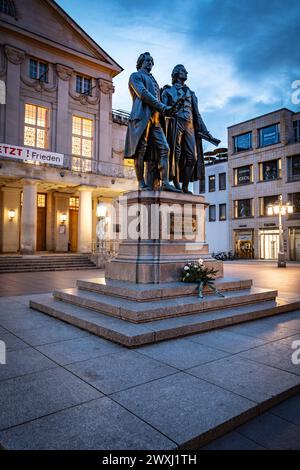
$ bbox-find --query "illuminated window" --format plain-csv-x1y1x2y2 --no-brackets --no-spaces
234,199,253,218
76,75,92,95
234,165,253,186
208,175,215,192
24,104,48,149
29,59,48,82
72,116,93,158
37,194,46,208
69,197,79,210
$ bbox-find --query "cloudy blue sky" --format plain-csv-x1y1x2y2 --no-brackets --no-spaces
58,0,300,148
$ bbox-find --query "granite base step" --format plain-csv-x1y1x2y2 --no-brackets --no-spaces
30,294,300,347
52,286,278,323
76,277,253,302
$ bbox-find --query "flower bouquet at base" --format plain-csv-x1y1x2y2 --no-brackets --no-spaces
182,259,225,299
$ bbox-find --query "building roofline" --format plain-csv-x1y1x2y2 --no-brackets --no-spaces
47,0,123,75
227,107,295,130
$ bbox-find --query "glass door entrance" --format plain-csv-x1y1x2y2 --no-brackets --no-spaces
259,229,279,259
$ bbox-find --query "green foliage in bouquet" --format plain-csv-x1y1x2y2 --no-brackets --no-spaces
182,259,225,299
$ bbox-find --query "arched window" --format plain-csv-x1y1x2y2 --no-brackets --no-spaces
0,0,17,18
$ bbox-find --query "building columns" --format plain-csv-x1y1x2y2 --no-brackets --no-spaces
0,187,21,253
78,188,93,253
20,180,37,254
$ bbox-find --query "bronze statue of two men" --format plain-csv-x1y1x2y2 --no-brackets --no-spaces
124,52,220,193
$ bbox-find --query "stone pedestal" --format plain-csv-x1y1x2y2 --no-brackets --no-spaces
31,191,300,348
106,190,223,283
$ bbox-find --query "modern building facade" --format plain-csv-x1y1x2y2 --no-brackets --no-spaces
228,108,300,260
194,149,229,254
0,0,135,254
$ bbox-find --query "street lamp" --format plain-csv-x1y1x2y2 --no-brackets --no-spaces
266,195,293,268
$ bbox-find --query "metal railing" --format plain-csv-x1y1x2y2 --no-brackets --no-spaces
63,155,135,179
0,152,135,179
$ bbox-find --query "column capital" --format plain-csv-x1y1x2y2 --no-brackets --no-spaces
56,63,73,81
77,185,96,192
4,45,25,65
21,178,40,186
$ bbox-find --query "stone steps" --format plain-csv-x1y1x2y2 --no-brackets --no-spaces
52,286,278,323
0,255,96,273
30,293,300,347
76,277,253,302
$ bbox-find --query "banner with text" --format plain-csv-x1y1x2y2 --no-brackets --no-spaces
0,143,64,166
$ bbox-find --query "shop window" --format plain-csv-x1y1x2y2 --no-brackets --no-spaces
258,123,280,147
234,165,253,186
219,203,226,221
209,205,216,221
234,231,254,259
289,228,300,261
219,173,226,190
293,120,300,142
287,155,300,181
208,175,215,192
234,199,253,218
259,159,281,181
288,192,300,219
233,132,252,153
24,104,48,149
259,195,280,216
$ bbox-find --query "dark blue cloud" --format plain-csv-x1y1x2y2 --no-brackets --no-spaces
57,0,300,145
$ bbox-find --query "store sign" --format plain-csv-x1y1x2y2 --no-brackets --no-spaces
237,232,252,241
0,143,64,166
237,166,251,184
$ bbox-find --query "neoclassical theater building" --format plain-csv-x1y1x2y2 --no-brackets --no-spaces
0,0,135,254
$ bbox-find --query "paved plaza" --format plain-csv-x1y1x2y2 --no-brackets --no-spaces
0,261,299,449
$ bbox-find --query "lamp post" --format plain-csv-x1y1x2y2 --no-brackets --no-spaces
267,195,293,267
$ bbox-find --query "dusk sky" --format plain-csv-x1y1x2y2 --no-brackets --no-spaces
58,0,300,148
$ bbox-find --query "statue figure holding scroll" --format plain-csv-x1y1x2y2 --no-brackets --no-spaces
161,64,220,193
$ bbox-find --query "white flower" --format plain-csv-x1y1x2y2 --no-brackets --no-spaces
198,259,204,265
184,266,189,271
186,273,190,277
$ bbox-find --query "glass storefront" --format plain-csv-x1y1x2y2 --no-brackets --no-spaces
259,229,279,260
289,228,300,261
234,230,254,259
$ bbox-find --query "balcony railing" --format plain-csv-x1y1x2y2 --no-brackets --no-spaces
64,154,135,179
0,152,135,179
